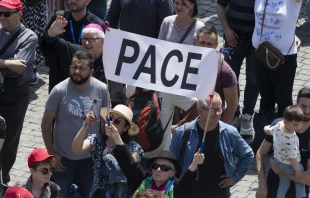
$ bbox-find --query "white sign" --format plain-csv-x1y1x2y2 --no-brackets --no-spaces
102,28,219,99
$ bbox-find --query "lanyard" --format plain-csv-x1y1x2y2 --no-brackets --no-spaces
69,20,84,44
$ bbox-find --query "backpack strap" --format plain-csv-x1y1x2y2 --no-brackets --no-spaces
50,181,58,198
180,122,192,163
0,27,26,56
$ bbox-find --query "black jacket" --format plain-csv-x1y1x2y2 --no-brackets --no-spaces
46,10,105,44
113,145,196,197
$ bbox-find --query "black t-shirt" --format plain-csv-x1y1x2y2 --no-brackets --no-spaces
265,118,310,198
191,123,227,197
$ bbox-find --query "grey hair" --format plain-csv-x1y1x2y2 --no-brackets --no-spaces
197,92,220,108
82,27,105,39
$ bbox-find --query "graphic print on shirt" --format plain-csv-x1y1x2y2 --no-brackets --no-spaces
67,96,93,120
256,0,285,42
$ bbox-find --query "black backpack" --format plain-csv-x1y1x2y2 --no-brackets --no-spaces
127,89,172,152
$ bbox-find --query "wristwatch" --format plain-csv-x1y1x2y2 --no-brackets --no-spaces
83,122,89,128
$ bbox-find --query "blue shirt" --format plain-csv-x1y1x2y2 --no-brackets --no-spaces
169,118,254,183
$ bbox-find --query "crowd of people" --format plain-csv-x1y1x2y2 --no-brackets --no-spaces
0,0,308,197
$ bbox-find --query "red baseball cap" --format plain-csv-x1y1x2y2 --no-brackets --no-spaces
28,148,54,168
5,187,34,198
0,0,23,11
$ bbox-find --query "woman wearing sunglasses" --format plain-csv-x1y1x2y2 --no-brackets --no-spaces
72,104,143,197
105,122,205,198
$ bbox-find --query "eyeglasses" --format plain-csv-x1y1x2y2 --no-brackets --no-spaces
151,163,173,172
109,116,123,125
0,10,19,17
36,167,55,175
201,107,225,114
81,38,102,43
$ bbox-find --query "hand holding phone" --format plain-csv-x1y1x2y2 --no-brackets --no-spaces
91,98,102,121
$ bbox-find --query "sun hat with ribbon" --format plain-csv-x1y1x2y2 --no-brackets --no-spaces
100,104,139,136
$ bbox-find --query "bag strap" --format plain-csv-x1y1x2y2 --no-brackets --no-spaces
179,19,197,44
50,181,58,198
260,1,295,55
259,0,269,43
180,122,192,162
163,113,173,135
0,27,26,56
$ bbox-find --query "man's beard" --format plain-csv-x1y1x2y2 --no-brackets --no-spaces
304,116,310,122
70,73,90,85
70,3,86,13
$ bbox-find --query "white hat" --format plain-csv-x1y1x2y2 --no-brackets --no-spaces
100,105,139,136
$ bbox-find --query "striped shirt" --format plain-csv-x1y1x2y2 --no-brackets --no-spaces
217,0,255,33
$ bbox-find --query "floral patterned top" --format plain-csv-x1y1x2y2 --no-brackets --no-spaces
88,134,144,197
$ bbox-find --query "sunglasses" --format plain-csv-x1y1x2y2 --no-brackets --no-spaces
0,10,19,17
151,163,173,172
36,167,55,175
109,116,123,125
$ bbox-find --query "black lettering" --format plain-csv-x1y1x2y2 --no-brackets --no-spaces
133,45,156,83
181,52,201,91
161,50,182,87
115,39,140,75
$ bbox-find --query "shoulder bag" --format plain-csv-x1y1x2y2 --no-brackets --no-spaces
254,0,294,71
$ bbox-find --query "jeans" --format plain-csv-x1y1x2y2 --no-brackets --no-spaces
224,33,259,116
0,83,29,184
87,3,107,21
267,167,309,198
254,50,297,116
53,157,94,198
274,158,306,198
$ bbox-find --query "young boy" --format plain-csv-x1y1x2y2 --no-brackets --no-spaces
25,148,60,198
264,105,306,198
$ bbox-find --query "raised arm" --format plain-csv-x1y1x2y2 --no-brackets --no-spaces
72,111,98,154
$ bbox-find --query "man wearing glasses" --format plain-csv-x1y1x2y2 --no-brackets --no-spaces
194,25,238,124
0,0,37,185
41,20,123,107
170,93,253,197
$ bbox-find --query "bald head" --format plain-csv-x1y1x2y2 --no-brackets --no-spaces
197,92,222,109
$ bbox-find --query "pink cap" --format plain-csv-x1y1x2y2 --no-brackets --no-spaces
84,24,104,32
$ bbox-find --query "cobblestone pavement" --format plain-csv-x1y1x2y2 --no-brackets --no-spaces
8,0,310,197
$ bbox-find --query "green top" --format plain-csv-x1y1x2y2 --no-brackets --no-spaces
89,0,107,7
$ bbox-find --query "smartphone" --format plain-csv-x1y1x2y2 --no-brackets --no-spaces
92,98,102,120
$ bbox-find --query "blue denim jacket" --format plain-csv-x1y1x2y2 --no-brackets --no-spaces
169,118,254,183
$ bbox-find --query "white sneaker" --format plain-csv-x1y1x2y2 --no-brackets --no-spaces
230,116,241,130
240,114,254,136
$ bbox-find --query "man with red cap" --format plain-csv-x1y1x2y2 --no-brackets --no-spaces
40,21,124,107
0,0,37,185
22,148,60,198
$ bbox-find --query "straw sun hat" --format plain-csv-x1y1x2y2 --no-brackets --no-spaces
100,105,139,136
